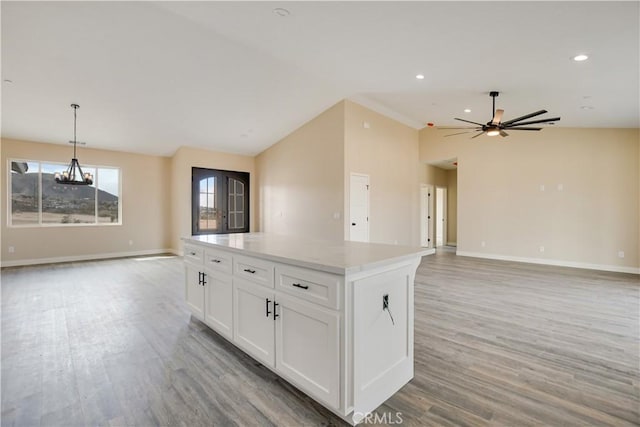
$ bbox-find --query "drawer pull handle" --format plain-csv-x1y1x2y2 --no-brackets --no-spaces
210,259,221,263
266,298,271,317
292,283,309,290
273,302,279,320
243,268,256,274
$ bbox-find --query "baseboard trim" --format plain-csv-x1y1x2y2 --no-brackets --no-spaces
456,251,640,275
421,248,436,256
446,242,457,247
1,249,177,268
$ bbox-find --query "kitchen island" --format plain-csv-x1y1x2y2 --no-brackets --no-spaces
182,233,428,424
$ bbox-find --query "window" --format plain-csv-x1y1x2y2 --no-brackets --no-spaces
192,167,249,235
9,159,121,226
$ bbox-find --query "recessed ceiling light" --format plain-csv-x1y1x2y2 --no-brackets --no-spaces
273,8,290,17
415,74,425,80
580,105,595,110
464,108,471,113
573,54,589,62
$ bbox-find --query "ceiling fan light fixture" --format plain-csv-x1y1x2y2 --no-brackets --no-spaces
486,127,500,137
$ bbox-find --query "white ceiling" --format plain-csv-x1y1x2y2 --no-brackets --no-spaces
2,1,638,157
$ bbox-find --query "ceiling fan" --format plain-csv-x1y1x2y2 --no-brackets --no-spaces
440,91,560,138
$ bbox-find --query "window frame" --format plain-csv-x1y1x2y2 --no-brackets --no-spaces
7,158,123,228
191,167,250,235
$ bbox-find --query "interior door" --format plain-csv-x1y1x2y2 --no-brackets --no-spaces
233,278,275,367
349,173,369,242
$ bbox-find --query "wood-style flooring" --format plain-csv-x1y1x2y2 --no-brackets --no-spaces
1,252,638,426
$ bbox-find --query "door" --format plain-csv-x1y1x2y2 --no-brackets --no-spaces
349,173,369,242
275,294,340,409
420,185,434,248
192,168,250,235
435,187,447,247
233,278,275,367
204,270,233,340
185,265,205,320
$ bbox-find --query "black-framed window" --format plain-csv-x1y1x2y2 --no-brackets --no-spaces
191,167,250,235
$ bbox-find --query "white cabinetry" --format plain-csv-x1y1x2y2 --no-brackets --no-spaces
275,293,340,409
233,278,276,366
185,264,205,319
184,244,233,340
183,234,425,425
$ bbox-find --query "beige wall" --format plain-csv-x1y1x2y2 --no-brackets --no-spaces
420,127,640,271
256,101,345,241
446,169,457,245
1,138,171,264
422,164,448,187
170,146,256,253
344,100,421,246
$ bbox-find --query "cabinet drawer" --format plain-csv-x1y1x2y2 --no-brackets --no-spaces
184,244,204,264
234,255,274,288
205,248,233,275
276,265,342,310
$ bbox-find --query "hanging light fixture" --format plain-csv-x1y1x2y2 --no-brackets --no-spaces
54,104,93,185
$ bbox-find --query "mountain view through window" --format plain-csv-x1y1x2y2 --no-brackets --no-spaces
10,160,120,226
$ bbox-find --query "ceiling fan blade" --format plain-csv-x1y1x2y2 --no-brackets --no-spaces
491,109,504,125
504,117,561,127
506,127,542,131
471,131,485,139
499,130,509,137
444,131,479,137
437,126,480,130
455,117,485,126
501,109,548,126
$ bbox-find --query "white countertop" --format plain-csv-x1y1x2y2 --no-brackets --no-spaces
183,233,429,275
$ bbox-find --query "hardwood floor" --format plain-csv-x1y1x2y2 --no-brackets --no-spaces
2,252,638,426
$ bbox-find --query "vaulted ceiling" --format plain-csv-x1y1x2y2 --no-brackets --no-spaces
2,1,638,156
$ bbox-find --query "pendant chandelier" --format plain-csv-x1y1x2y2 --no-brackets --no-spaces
54,104,93,185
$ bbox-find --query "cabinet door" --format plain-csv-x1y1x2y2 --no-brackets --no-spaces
233,278,275,367
275,294,340,410
185,265,205,320
204,270,233,340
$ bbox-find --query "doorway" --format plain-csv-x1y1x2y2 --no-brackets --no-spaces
435,187,447,247
349,173,369,242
